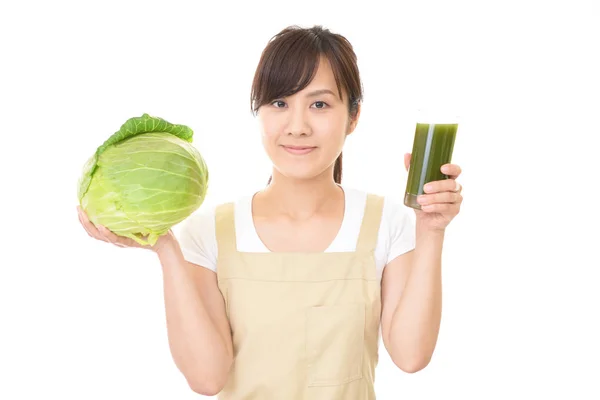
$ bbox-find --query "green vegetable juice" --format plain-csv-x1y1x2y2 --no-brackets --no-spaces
404,122,458,210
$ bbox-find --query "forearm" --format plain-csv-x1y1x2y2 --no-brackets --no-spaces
156,236,232,392
389,227,444,371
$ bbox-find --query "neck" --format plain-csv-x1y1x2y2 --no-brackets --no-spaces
258,168,342,220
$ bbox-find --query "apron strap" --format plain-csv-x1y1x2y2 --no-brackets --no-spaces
215,202,238,257
356,193,385,253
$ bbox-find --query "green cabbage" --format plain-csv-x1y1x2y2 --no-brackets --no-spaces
77,113,209,246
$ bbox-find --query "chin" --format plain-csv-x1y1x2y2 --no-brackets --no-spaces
268,152,333,182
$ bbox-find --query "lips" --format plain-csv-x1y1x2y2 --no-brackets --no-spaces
281,145,317,155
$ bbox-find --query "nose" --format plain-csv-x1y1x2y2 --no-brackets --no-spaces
286,108,312,137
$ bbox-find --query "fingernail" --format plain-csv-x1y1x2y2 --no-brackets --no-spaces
418,195,427,204
424,184,432,192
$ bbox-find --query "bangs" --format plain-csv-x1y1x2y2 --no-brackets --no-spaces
251,27,346,114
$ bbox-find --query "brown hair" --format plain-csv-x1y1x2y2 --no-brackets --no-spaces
250,25,363,184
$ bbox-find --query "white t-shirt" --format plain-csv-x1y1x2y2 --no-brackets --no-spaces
177,186,416,283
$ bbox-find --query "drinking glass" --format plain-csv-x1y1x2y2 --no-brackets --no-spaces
404,109,459,210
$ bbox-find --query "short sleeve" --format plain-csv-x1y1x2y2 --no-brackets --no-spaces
174,206,218,272
384,198,416,264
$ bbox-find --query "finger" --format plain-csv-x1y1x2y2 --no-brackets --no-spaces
97,225,140,248
78,207,104,240
417,192,462,206
78,206,91,226
77,209,94,238
404,153,411,171
97,225,125,246
96,225,121,245
424,179,461,194
441,164,462,179
421,203,457,213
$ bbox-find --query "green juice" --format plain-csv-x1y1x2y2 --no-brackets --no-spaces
404,123,458,210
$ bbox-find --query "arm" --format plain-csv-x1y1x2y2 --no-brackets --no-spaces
381,227,444,373
157,232,233,395
76,206,232,394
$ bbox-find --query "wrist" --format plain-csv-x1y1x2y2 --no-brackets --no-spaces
152,231,179,257
416,224,446,239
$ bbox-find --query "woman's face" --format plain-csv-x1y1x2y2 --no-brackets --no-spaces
257,56,360,182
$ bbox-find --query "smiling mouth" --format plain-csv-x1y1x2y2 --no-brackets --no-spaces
281,145,317,155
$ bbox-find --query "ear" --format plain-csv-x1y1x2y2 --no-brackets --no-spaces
347,103,362,135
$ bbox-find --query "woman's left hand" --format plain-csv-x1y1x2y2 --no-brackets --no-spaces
404,153,463,232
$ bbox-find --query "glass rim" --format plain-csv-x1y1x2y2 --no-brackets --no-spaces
415,108,460,124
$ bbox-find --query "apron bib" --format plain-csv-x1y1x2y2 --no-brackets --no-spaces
215,194,384,399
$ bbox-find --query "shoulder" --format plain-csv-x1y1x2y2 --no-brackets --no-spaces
175,194,251,272
381,194,415,229
342,186,413,227
343,186,415,264
378,193,416,263
179,194,249,229
174,203,219,272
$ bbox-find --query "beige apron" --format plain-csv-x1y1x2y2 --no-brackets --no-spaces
215,194,384,399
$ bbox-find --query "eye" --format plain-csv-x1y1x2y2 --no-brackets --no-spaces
311,101,328,109
271,100,286,108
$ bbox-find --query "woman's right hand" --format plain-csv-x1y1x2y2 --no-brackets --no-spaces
76,206,174,253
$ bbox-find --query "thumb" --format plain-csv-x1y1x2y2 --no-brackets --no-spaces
404,153,411,171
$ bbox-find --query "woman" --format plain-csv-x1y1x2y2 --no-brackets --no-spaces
77,25,463,399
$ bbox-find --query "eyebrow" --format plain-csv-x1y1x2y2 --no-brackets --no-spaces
305,89,337,98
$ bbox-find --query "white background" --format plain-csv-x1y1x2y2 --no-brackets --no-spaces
1,0,599,398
